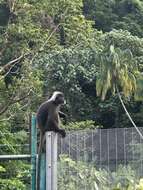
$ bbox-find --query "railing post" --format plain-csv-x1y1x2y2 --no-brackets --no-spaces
31,114,37,190
40,153,46,190
46,132,58,190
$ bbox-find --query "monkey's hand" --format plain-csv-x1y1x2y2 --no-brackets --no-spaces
60,129,66,138
62,117,67,125
59,111,67,125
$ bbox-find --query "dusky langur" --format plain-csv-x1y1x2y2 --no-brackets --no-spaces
36,91,67,190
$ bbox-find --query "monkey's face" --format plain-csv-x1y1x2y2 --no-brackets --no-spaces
55,93,66,105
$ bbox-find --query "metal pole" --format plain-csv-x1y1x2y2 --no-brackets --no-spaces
0,155,31,160
46,132,58,190
40,153,46,190
31,114,37,190
46,132,52,190
52,132,58,190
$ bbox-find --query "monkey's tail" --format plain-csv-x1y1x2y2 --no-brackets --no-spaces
36,132,44,190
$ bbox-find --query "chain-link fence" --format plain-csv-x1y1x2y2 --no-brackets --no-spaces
0,116,37,190
58,127,143,181
1,126,143,189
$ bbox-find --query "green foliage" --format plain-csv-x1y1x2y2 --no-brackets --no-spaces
36,30,143,126
58,155,108,190
36,46,99,120
43,0,94,46
83,0,143,37
0,160,30,190
0,0,143,188
0,0,94,63
101,30,143,57
0,1,96,188
0,165,6,172
96,45,139,100
0,178,26,190
64,120,101,131
58,155,142,190
136,179,143,190
135,74,143,101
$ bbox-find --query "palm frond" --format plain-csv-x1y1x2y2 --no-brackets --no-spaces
96,45,140,100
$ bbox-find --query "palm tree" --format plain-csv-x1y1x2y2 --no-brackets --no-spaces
96,45,143,139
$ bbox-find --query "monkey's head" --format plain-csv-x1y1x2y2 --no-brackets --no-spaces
49,91,66,105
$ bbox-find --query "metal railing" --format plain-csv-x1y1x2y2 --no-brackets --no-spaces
0,115,37,190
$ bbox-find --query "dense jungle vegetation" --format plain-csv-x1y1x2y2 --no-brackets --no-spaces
0,0,143,189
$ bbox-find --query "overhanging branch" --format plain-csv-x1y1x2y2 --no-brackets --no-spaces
0,91,31,115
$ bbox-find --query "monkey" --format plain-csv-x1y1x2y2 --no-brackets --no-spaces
36,91,67,190
37,91,66,137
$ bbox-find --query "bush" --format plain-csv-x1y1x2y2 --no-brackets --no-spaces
58,155,143,190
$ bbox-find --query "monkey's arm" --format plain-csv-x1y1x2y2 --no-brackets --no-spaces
51,121,66,138
59,111,67,124
59,111,66,118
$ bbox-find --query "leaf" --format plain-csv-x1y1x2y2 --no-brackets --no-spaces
0,166,6,172
110,45,115,53
94,182,99,190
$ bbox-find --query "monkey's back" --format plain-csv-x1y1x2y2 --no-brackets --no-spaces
37,100,60,132
37,101,49,131
46,101,60,130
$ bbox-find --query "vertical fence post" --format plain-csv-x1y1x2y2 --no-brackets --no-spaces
40,153,46,190
52,132,58,190
31,114,37,190
46,132,58,190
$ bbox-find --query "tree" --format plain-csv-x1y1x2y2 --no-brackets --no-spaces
83,0,143,37
0,1,96,187
96,45,143,137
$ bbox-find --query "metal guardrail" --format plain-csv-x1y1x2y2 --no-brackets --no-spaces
0,114,37,190
0,154,31,160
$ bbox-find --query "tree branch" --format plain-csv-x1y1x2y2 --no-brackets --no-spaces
0,91,31,115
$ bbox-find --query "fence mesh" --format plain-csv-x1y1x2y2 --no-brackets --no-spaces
0,126,31,189
1,127,143,189
58,127,143,186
